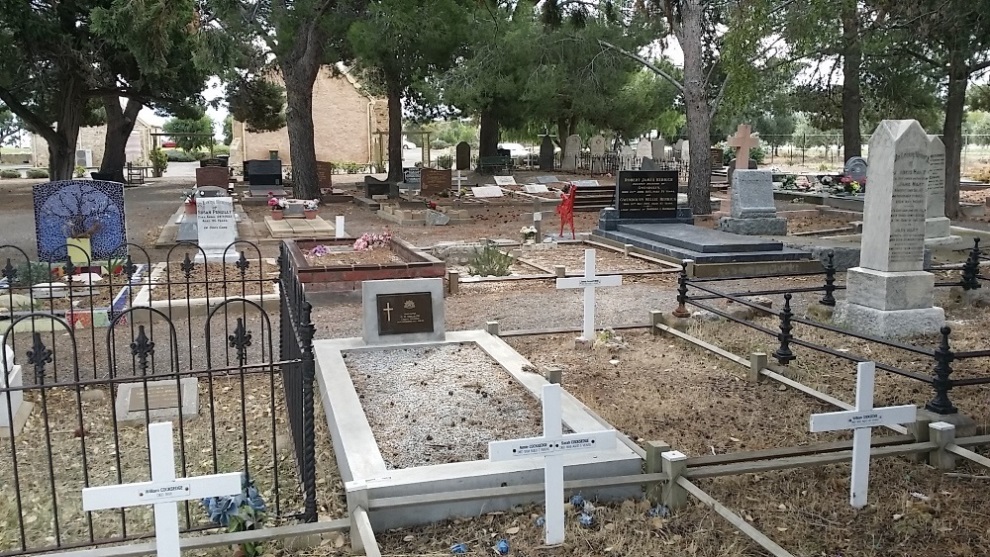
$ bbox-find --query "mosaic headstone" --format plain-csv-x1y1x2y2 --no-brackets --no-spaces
33,180,127,263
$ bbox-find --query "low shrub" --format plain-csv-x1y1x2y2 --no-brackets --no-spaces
164,149,195,162
467,241,514,277
436,155,453,169
970,166,990,183
0,169,20,179
25,169,49,179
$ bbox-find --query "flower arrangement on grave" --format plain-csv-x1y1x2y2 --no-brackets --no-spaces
202,478,267,557
308,244,331,257
424,200,438,210
520,225,538,244
778,175,799,190
304,199,319,211
353,230,392,251
838,176,862,195
267,192,286,212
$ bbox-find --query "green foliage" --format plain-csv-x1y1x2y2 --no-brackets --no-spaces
25,169,49,179
334,162,366,174
226,77,286,133
723,144,766,165
467,241,514,277
149,147,169,177
12,262,53,287
163,111,215,152
74,165,86,178
0,108,21,146
0,169,19,179
223,115,234,146
436,155,453,169
968,85,990,112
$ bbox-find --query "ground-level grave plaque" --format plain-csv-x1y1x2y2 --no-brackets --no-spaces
493,175,517,186
489,383,617,545
556,249,621,345
362,278,444,344
536,176,559,184
524,184,550,194
615,170,678,219
114,377,199,425
809,361,917,509
471,185,504,198
81,422,243,557
313,329,641,530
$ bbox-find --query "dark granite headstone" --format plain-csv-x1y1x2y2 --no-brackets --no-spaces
364,176,390,198
615,170,679,219
246,159,283,195
844,156,868,183
377,292,435,335
196,166,229,188
539,136,555,171
455,142,471,170
640,157,659,171
402,167,422,188
420,168,452,195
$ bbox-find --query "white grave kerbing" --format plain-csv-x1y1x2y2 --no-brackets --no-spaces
489,384,617,545
555,249,622,344
195,196,238,262
809,362,917,509
82,422,242,557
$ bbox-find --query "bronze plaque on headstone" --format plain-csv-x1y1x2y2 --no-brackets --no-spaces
420,168,452,195
377,292,434,335
316,161,334,189
128,385,181,412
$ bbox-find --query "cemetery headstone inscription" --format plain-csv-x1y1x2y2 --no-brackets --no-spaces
493,175,517,186
82,422,243,557
809,361,917,509
923,136,956,245
402,167,422,188
561,135,581,171
316,161,334,190
489,383,617,546
195,196,238,261
615,170,678,219
362,277,445,344
835,119,944,338
589,135,607,173
717,170,787,235
420,168,452,196
195,166,229,188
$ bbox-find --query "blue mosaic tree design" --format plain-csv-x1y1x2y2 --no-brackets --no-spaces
33,180,127,262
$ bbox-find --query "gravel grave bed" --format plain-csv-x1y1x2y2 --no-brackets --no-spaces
515,244,667,273
785,215,857,233
344,343,546,469
304,246,403,267
160,261,278,298
22,287,117,311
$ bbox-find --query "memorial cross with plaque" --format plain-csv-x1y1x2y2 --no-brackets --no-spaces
809,361,917,509
376,292,435,336
555,249,622,342
489,384,617,546
727,124,759,171
82,422,242,557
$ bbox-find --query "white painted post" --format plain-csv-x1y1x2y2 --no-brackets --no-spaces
335,215,345,238
489,384,617,546
533,211,542,239
809,362,917,508
555,249,622,342
82,422,243,557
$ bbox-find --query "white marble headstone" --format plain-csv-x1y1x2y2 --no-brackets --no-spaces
636,140,652,160
925,135,951,240
561,135,582,171
524,184,550,194
196,197,238,261
651,139,666,160
493,175,517,186
589,135,606,157
860,121,929,273
471,186,504,198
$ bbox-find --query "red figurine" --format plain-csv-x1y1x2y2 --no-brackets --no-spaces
556,183,577,239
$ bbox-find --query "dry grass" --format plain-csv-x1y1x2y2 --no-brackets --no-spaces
160,261,279,299
514,244,670,274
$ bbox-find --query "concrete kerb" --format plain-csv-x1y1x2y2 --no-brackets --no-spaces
314,329,642,531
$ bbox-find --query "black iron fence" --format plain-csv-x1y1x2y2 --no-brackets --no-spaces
672,240,990,417
0,240,316,556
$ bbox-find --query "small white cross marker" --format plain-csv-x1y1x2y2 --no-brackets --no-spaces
454,171,466,189
82,422,243,557
489,384,616,545
809,362,917,509
555,249,622,342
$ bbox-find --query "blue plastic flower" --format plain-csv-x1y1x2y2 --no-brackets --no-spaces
495,539,510,555
647,504,670,518
202,477,266,528
579,512,594,527
534,515,545,527
570,494,585,509
450,542,469,554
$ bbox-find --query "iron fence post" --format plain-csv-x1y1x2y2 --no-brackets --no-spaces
925,326,957,415
672,262,691,318
773,294,796,365
961,238,981,291
820,251,836,306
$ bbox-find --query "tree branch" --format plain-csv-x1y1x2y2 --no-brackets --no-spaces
0,86,56,142
598,40,684,93
709,77,728,121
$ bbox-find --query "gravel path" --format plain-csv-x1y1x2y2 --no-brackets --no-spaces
344,344,544,468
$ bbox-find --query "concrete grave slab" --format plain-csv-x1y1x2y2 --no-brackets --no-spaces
314,330,641,530
114,378,199,425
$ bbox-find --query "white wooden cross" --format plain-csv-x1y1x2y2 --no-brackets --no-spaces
727,123,759,170
82,422,243,557
489,384,616,545
809,362,917,509
454,170,466,189
555,249,622,342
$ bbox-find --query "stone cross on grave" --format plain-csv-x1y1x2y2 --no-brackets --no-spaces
489,383,617,546
727,124,759,170
555,249,622,343
809,361,917,509
82,422,243,557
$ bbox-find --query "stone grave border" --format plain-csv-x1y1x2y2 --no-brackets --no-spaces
314,329,643,531
0,264,147,333
284,237,446,293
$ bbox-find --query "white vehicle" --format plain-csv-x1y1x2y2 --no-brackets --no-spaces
498,142,529,158
402,139,416,149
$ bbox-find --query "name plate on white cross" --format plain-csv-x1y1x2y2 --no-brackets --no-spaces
82,422,243,557
809,361,916,509
555,249,622,341
489,384,617,546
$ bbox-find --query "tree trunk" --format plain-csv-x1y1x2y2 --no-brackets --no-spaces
385,78,403,183
283,67,320,200
100,97,142,182
478,109,499,160
48,76,87,181
943,53,968,220
677,0,713,216
556,118,568,159
840,4,863,160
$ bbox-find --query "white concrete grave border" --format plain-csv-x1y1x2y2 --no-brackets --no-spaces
314,329,641,530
